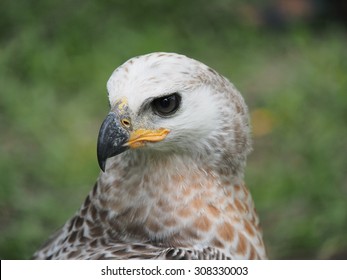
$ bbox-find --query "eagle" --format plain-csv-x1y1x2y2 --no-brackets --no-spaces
33,52,267,259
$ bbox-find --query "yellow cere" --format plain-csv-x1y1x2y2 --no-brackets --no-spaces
117,97,128,114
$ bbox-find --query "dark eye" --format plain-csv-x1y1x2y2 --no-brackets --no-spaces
152,93,181,117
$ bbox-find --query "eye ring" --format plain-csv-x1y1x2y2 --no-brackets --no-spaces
152,93,181,117
121,118,131,128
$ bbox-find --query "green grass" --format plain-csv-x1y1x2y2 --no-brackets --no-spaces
1,1,346,259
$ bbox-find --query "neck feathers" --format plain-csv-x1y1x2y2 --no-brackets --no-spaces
88,154,266,259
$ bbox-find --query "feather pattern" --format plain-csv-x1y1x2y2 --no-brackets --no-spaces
33,52,267,260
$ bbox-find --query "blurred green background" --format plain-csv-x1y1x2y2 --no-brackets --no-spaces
1,0,346,259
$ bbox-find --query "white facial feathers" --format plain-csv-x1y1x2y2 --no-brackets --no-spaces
106,52,251,174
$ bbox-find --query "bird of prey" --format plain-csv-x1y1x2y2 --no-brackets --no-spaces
33,52,267,260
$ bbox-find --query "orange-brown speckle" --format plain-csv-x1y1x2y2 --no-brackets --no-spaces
191,197,204,210
234,199,245,213
225,203,236,213
207,204,221,218
212,238,224,249
163,218,177,227
244,220,255,236
249,246,258,259
218,222,235,242
177,207,192,218
193,215,211,232
237,233,248,255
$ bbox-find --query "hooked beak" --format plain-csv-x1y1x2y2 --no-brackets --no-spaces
97,112,129,172
97,111,170,172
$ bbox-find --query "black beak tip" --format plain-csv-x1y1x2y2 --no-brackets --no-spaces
97,113,130,172
97,143,107,172
97,145,128,172
98,158,106,172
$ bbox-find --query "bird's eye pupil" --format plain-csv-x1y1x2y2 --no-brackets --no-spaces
152,93,181,117
160,97,171,109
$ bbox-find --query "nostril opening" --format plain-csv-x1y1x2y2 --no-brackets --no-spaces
121,118,131,128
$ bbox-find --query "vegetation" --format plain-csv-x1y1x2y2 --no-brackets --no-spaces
1,0,346,259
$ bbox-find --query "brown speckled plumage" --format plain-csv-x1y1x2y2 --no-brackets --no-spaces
33,52,267,260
